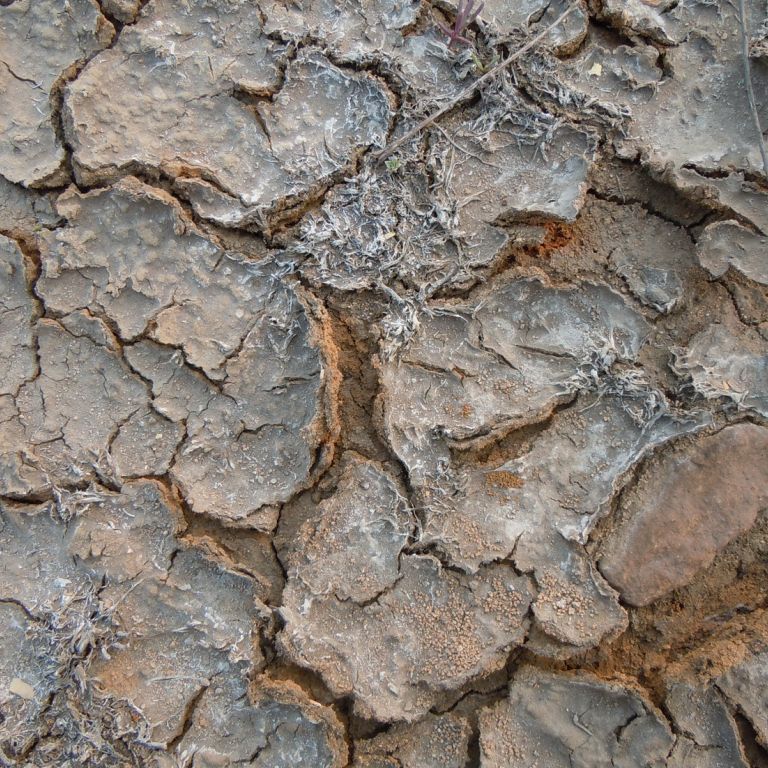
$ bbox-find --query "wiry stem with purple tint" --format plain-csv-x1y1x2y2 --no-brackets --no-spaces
436,0,485,48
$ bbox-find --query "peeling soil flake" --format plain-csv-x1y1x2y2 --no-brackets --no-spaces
1,0,768,764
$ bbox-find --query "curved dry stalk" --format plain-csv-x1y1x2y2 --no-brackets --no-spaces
375,2,579,162
738,0,768,179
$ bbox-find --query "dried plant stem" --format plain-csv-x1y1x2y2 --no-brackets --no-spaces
738,0,768,179
375,2,579,162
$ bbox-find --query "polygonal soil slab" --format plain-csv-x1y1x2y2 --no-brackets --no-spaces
0,0,113,187
278,454,532,722
176,674,348,768
600,423,768,606
6,178,338,527
673,322,768,419
697,220,768,286
379,278,651,475
0,234,37,398
717,649,768,749
64,0,393,227
614,1,768,183
378,277,711,655
665,681,749,768
479,667,674,767
563,1,767,204
0,483,345,765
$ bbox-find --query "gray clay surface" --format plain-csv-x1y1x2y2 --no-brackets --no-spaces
1,0,768,765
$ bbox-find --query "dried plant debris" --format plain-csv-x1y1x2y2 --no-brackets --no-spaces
297,93,597,295
2,0,768,763
296,161,503,294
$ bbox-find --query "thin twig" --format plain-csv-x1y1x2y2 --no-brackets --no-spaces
738,0,768,178
375,2,579,162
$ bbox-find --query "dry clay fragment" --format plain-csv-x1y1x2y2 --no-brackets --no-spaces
353,712,471,768
89,550,264,747
600,424,768,607
282,554,532,722
68,479,185,582
563,3,768,203
479,667,674,767
0,0,113,187
101,0,142,24
282,453,412,603
0,175,60,232
441,0,588,52
177,673,348,768
666,682,749,768
40,179,264,358
673,323,768,418
616,0,768,180
697,220,768,285
0,234,37,397
11,313,171,491
427,396,707,654
66,481,271,747
601,201,696,314
187,527,286,607
260,0,511,106
64,0,393,227
597,0,679,44
0,484,294,756
260,0,420,62
279,459,532,722
35,179,336,527
717,649,768,749
380,278,651,484
378,279,711,654
675,168,768,235
433,113,595,230
262,0,482,102
0,393,48,499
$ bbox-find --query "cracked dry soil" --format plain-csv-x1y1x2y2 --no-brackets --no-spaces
1,0,768,766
